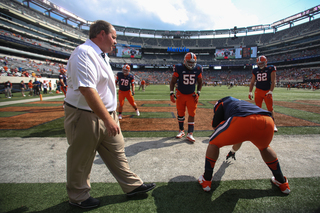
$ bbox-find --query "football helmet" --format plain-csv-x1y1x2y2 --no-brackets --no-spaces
122,64,130,75
183,52,197,70
256,55,267,69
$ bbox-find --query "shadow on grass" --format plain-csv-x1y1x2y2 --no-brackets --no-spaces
94,137,190,164
152,161,284,213
6,194,149,213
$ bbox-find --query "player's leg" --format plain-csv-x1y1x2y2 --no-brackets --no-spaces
251,115,290,194
199,117,249,191
260,147,290,194
175,91,186,138
61,86,67,97
186,94,197,142
126,91,140,116
254,88,264,108
118,91,125,119
264,94,277,132
198,143,219,191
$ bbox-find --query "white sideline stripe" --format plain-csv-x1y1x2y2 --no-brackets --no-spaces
0,95,65,106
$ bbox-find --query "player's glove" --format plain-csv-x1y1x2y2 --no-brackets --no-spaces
193,91,200,104
226,151,236,160
248,92,253,100
132,91,135,96
170,91,176,103
266,90,273,98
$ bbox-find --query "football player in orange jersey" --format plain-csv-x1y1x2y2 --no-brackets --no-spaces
226,55,277,160
170,52,203,143
249,55,277,132
198,96,290,194
116,64,140,119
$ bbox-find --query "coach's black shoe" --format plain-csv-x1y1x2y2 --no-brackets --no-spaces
69,196,100,209
127,183,156,197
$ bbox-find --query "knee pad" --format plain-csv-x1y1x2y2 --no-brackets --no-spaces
178,116,185,122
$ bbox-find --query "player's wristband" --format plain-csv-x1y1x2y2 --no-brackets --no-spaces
170,91,174,96
197,91,200,96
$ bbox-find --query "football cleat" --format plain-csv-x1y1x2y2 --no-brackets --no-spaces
271,176,290,194
274,125,278,132
198,175,212,192
136,109,140,116
176,130,185,139
186,133,195,142
118,114,122,120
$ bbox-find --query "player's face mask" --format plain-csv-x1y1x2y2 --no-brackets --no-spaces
122,64,130,75
184,52,197,70
256,56,267,69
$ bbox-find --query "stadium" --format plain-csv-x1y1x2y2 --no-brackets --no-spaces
1,0,320,88
0,0,320,212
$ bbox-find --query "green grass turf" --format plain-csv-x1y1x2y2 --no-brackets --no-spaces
1,177,319,213
0,111,27,117
0,85,319,136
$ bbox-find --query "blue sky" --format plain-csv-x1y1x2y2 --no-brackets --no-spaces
26,0,320,31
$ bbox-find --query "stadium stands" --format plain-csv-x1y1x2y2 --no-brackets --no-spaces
0,0,319,89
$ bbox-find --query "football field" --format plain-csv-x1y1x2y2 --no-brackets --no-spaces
0,85,319,212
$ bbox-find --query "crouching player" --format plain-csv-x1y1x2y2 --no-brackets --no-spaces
198,96,290,194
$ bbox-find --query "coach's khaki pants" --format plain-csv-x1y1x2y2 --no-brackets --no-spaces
64,105,143,203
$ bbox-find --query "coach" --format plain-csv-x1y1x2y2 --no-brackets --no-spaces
64,20,155,209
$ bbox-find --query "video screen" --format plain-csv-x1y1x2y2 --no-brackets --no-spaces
109,44,142,59
216,47,257,59
215,48,235,59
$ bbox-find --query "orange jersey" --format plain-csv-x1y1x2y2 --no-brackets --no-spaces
28,82,33,89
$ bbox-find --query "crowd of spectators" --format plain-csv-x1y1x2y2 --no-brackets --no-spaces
0,29,74,55
1,53,320,92
0,55,66,78
277,67,320,82
267,47,320,63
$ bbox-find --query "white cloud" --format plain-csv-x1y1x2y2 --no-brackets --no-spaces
135,0,189,26
189,0,260,29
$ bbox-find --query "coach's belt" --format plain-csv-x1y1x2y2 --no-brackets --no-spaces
65,102,113,115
